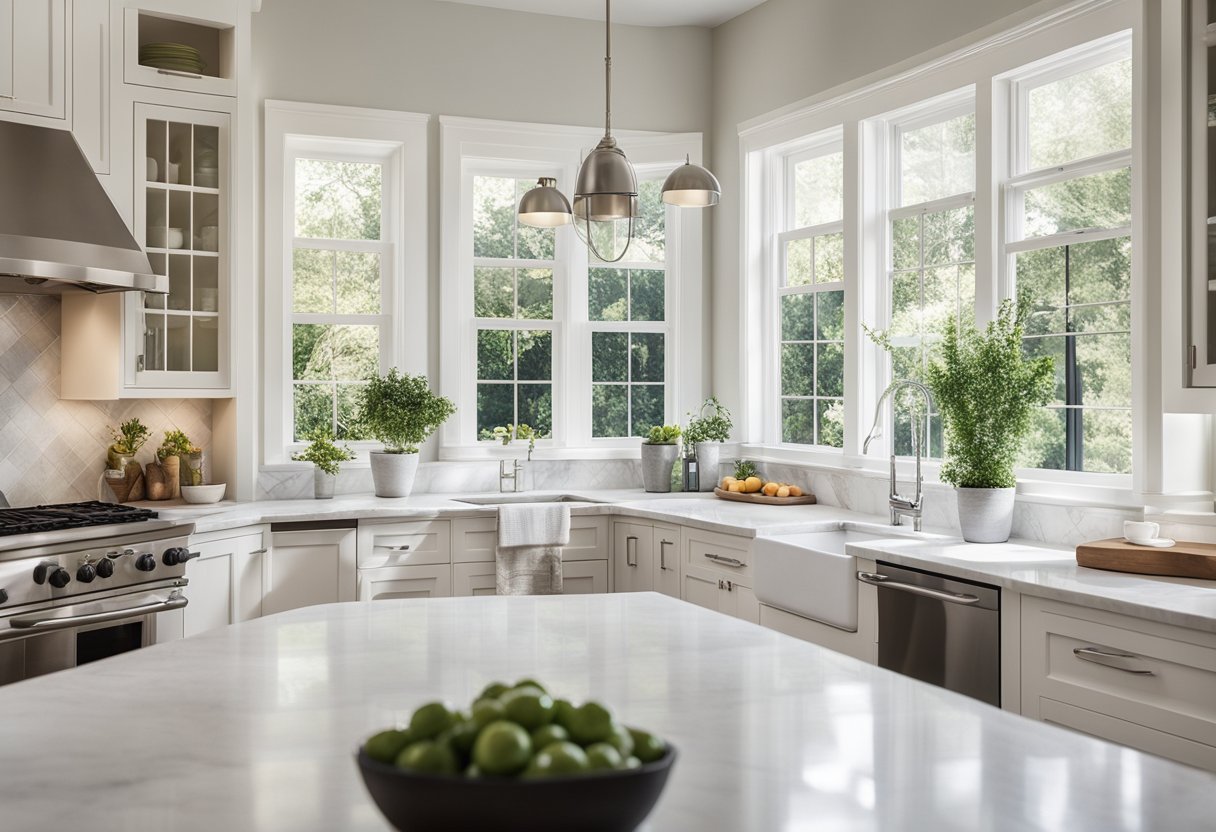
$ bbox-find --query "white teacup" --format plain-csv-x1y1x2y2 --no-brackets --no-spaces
1123,520,1160,544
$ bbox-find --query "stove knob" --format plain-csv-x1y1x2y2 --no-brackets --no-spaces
162,547,200,566
76,563,97,583
48,568,71,589
134,553,157,572
95,558,115,579
33,561,64,586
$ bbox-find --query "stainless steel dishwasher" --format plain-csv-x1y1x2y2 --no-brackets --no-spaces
858,562,1001,706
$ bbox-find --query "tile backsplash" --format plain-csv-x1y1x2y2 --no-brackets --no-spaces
0,294,212,506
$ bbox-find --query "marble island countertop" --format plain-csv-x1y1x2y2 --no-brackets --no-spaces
153,489,1216,632
1,593,1212,831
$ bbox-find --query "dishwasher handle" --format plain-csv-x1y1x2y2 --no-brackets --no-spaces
857,571,982,606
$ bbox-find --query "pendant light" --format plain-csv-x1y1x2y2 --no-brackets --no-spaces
517,0,720,262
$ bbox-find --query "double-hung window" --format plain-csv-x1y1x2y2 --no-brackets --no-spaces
775,139,845,448
1005,42,1133,475
886,101,976,457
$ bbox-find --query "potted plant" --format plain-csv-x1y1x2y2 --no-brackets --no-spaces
357,369,456,498
683,396,733,492
875,298,1053,542
294,430,355,499
147,429,197,501
640,424,682,493
482,423,542,457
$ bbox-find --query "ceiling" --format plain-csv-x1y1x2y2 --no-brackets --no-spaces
430,0,768,28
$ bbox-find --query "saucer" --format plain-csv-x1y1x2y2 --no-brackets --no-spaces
1124,537,1176,548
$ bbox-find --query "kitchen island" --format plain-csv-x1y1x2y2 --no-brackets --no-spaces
2,593,1213,831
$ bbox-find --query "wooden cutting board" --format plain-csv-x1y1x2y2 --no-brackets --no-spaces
713,487,817,506
1075,538,1216,580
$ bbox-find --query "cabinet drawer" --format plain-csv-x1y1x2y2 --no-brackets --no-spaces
684,527,752,579
454,516,608,563
1022,596,1216,752
357,520,451,568
358,564,451,601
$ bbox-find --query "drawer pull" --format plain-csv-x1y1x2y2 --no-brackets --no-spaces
659,539,672,571
1073,646,1155,676
626,536,638,568
248,548,268,556
382,544,412,552
704,552,744,568
157,68,204,80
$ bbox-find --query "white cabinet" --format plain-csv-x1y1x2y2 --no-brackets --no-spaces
453,561,497,597
0,0,66,122
123,8,236,98
358,564,450,601
679,527,759,624
681,563,760,624
451,516,610,597
1021,595,1216,771
71,0,112,173
159,527,266,642
611,520,680,598
357,519,451,568
562,560,609,594
264,528,356,616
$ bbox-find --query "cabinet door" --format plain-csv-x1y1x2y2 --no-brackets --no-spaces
720,581,760,624
264,529,356,616
653,524,680,599
358,564,451,601
681,564,721,612
453,562,496,597
358,519,451,568
183,551,231,637
0,0,66,120
71,0,111,173
682,564,759,623
612,522,653,593
562,560,608,595
232,534,266,622
452,518,497,563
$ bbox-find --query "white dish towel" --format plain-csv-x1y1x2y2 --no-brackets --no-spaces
495,503,571,596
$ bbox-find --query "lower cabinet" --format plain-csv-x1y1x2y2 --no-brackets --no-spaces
358,564,451,601
611,520,680,598
452,559,608,597
682,563,760,624
264,528,356,616
164,527,268,642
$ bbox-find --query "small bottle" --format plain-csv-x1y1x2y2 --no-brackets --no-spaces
683,452,699,492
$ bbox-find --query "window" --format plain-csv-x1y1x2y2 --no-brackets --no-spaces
886,105,976,457
589,178,668,438
1006,45,1133,475
472,175,556,438
776,143,845,448
290,157,389,441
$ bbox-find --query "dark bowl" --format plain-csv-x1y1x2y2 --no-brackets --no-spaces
355,746,677,832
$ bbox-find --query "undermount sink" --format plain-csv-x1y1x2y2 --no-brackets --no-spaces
454,493,603,506
753,528,899,631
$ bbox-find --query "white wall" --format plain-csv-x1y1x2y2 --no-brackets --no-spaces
251,0,714,442
708,0,1078,429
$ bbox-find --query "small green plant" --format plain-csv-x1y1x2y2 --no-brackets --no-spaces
733,459,758,480
108,418,151,455
683,397,733,445
357,368,456,454
644,424,682,445
293,430,355,476
157,428,198,460
481,423,544,448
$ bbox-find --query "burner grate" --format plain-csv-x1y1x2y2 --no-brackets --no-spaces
0,501,159,537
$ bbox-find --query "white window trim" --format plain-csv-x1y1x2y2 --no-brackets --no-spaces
263,100,429,467
438,117,704,460
738,0,1149,505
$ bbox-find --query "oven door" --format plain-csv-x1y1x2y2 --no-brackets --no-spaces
0,582,188,685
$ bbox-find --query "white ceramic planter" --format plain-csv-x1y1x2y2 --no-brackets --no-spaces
313,467,336,500
640,443,680,493
695,442,722,492
369,451,419,498
956,487,1015,543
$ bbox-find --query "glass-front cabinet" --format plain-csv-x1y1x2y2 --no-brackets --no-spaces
127,102,230,390
1192,0,1216,385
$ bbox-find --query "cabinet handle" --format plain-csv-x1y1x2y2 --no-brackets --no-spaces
626,536,638,568
156,68,204,80
659,539,672,571
0,93,13,100
1073,646,1155,676
248,549,268,555
383,544,411,552
704,552,744,568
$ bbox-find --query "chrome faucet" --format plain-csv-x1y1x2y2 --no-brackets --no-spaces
862,380,933,532
498,446,533,493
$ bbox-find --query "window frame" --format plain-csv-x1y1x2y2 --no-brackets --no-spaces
263,100,429,467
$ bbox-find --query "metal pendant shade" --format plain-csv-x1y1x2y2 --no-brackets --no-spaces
517,177,573,228
662,155,721,207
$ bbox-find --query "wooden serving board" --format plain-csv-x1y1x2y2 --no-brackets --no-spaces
1075,538,1216,580
713,487,817,506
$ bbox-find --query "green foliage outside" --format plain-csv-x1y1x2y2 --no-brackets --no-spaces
644,424,681,445
357,369,456,454
293,429,355,476
157,428,198,460
109,418,151,455
683,397,732,445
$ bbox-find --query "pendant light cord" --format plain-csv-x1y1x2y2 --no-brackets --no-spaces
604,0,612,138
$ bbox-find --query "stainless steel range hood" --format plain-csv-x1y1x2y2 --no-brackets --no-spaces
0,121,164,294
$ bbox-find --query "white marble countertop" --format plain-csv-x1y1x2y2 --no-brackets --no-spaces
1,593,1212,831
155,490,1216,632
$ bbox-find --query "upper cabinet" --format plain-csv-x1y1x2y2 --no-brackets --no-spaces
0,0,67,122
72,0,112,174
1192,0,1216,385
124,9,235,97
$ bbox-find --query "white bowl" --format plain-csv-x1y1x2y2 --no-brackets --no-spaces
181,483,226,504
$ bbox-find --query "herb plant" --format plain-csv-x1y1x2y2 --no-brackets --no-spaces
157,429,198,460
484,423,543,447
683,397,733,445
357,369,456,454
644,424,682,445
733,459,759,480
294,430,356,476
108,418,151,455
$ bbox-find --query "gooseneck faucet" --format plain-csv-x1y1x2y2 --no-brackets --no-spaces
862,380,933,531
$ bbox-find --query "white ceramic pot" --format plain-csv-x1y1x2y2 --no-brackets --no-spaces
956,487,1016,543
314,467,336,500
695,442,722,492
369,451,419,498
640,443,680,493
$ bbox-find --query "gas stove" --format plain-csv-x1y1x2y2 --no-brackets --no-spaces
0,501,184,556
